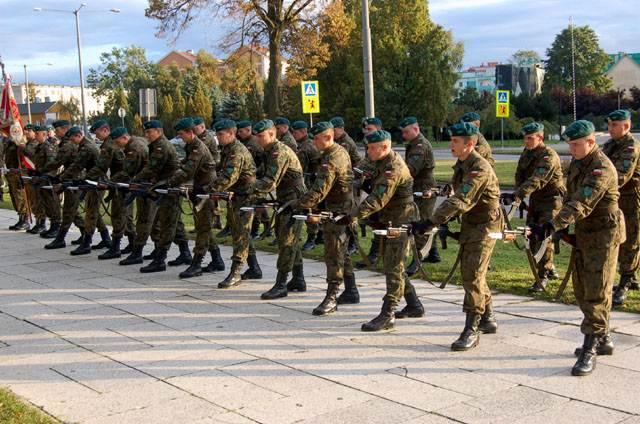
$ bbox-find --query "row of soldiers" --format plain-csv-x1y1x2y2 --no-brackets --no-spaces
2,108,638,378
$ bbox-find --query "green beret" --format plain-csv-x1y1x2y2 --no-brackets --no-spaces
521,122,544,135
52,120,70,128
291,121,308,130
143,120,163,130
34,125,47,132
89,119,109,133
46,125,54,130
174,117,195,132
214,119,237,132
460,112,481,122
607,109,631,122
236,120,252,129
399,116,418,128
109,127,128,139
363,117,382,127
329,117,345,128
562,120,595,141
274,117,290,126
365,130,391,144
65,126,82,137
253,119,274,134
448,122,479,137
24,124,34,130
192,117,205,126
310,121,333,137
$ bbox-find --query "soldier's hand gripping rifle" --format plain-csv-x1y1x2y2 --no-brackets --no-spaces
413,184,454,200
122,182,153,206
292,210,347,224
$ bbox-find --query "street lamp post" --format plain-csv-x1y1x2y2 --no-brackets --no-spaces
361,0,375,118
23,62,53,124
34,4,120,133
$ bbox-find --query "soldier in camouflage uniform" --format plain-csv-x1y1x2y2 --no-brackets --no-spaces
97,127,147,260
119,120,178,268
29,126,57,234
503,122,565,292
45,126,99,253
211,119,259,288
460,112,495,169
413,122,502,350
292,121,322,251
193,116,223,230
23,124,46,233
274,117,299,152
293,122,358,314
251,119,306,299
3,129,29,230
601,110,640,307
531,120,625,376
353,130,421,332
400,117,441,277
37,123,66,239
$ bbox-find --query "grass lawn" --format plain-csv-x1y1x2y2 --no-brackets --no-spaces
434,159,517,186
0,388,58,424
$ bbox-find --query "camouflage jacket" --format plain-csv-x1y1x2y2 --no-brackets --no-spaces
601,132,640,198
433,149,501,243
61,137,99,180
254,141,305,203
296,137,321,185
405,133,436,191
513,144,565,203
335,132,361,168
295,142,354,214
239,135,264,177
23,139,38,158
111,137,148,183
86,137,122,180
552,146,624,245
197,129,221,167
210,139,256,196
50,137,78,175
33,141,57,172
280,131,298,153
476,132,495,169
356,150,418,226
168,138,216,191
3,137,22,168
133,135,178,183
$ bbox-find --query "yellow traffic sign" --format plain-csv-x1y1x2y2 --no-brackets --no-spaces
496,90,510,118
301,80,320,114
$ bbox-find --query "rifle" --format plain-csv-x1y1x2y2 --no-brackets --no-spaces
413,184,454,199
122,182,153,206
292,210,346,224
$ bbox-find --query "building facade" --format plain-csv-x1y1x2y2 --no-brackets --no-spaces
455,62,500,95
12,84,106,117
606,53,640,97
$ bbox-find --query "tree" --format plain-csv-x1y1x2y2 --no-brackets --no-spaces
454,87,492,111
510,50,541,66
544,25,612,94
57,97,81,123
146,0,322,116
132,114,144,136
26,83,38,103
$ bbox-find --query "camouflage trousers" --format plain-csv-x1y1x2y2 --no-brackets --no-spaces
6,173,27,215
459,238,496,315
25,182,45,220
133,197,158,248
323,221,354,285
413,196,436,252
39,187,61,224
154,195,181,250
381,233,415,306
527,198,562,276
274,209,302,272
83,191,108,236
619,195,640,275
110,191,135,239
573,231,619,336
60,189,84,232
229,199,255,263
192,197,217,256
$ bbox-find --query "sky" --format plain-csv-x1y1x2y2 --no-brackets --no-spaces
0,0,638,86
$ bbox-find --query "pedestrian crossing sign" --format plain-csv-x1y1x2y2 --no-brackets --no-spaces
496,90,510,118
301,80,320,114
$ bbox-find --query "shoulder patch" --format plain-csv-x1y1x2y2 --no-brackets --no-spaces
623,159,631,169
628,146,636,151
582,186,593,197
591,169,603,177
469,170,480,177
384,170,394,178
156,147,163,151
543,155,550,161
461,183,471,194
272,151,279,157
322,163,329,169
537,167,547,175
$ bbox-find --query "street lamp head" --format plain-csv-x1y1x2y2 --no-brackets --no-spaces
110,8,121,13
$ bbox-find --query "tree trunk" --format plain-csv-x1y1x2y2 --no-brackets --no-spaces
266,28,283,117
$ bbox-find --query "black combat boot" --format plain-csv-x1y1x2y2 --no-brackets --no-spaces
179,254,204,279
168,241,192,266
362,299,396,332
8,215,23,230
70,233,93,256
395,283,425,319
250,219,260,239
347,233,357,255
337,273,359,304
406,256,420,277
286,263,306,292
12,215,31,231
92,229,112,249
356,235,380,269
613,274,635,307
424,246,441,263
451,313,481,351
143,247,158,260
572,334,598,376
301,233,316,251
261,270,289,300
40,222,59,239
241,253,262,280
219,261,242,288
312,283,340,316
217,224,231,238
119,245,144,265
314,230,324,245
546,266,560,280
121,233,135,255
27,218,46,234
99,236,121,260
140,247,168,273
203,246,225,272
478,301,498,334
574,333,614,356
44,227,69,250
528,276,549,293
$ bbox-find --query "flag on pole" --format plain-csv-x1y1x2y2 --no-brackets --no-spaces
0,74,24,137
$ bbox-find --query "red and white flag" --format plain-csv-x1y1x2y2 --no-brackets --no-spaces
0,74,24,137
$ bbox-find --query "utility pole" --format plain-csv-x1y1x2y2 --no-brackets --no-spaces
570,16,577,121
362,0,375,117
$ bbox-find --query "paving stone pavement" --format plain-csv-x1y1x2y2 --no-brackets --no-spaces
0,209,639,424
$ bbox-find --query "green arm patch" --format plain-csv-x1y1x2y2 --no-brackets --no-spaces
461,183,471,194
582,185,593,198
376,185,387,195
537,167,547,175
